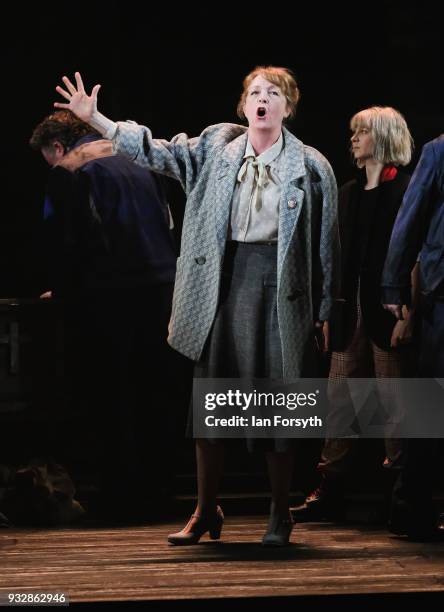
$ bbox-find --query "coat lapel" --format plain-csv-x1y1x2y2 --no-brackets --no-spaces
278,128,307,268
214,130,248,250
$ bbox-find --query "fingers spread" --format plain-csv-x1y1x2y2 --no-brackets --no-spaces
75,71,85,93
56,85,71,101
91,84,101,99
62,76,77,95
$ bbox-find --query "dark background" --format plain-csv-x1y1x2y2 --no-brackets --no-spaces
1,2,443,297
0,2,443,512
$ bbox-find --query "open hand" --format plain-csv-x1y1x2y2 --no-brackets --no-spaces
54,72,101,123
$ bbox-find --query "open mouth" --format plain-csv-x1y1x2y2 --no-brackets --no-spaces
257,107,267,118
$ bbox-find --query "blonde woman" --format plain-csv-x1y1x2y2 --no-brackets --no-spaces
293,107,418,522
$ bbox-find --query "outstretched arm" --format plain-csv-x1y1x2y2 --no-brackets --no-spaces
54,73,229,193
55,72,117,138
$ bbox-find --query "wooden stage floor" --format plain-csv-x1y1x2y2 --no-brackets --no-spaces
1,515,444,606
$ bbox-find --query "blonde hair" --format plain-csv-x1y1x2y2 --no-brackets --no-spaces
350,106,413,167
237,66,300,121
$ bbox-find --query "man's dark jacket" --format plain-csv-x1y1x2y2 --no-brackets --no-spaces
382,135,444,304
44,134,176,296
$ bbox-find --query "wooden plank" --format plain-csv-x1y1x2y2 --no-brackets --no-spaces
1,518,444,603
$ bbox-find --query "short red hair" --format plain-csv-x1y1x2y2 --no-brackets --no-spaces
237,66,300,120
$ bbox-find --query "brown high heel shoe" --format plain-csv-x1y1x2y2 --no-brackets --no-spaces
167,506,224,545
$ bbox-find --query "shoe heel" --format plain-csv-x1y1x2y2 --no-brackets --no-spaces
209,525,222,540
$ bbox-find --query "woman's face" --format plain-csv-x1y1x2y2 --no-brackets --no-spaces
350,125,375,164
243,75,289,132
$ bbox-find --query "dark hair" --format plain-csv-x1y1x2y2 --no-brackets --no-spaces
29,110,99,151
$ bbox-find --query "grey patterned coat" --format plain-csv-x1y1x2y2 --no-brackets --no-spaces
112,122,339,378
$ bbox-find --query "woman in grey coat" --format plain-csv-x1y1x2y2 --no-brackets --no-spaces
55,67,338,546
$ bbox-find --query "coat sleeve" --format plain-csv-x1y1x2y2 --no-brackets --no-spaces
381,141,438,304
111,120,213,195
308,152,340,321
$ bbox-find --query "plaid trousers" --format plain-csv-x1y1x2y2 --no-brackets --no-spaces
318,297,414,476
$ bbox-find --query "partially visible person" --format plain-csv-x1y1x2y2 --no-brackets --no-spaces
293,107,418,523
383,134,444,539
30,110,187,520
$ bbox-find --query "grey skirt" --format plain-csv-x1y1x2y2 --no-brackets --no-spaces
189,241,292,452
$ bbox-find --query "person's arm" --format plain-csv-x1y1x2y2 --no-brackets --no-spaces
55,72,208,193
310,153,340,324
110,121,206,194
390,261,420,347
382,141,438,317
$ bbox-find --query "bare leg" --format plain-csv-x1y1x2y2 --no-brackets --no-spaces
167,438,224,545
266,450,294,518
195,438,224,515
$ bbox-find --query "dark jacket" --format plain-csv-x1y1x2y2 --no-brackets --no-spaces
382,135,444,304
44,135,176,296
330,170,411,351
